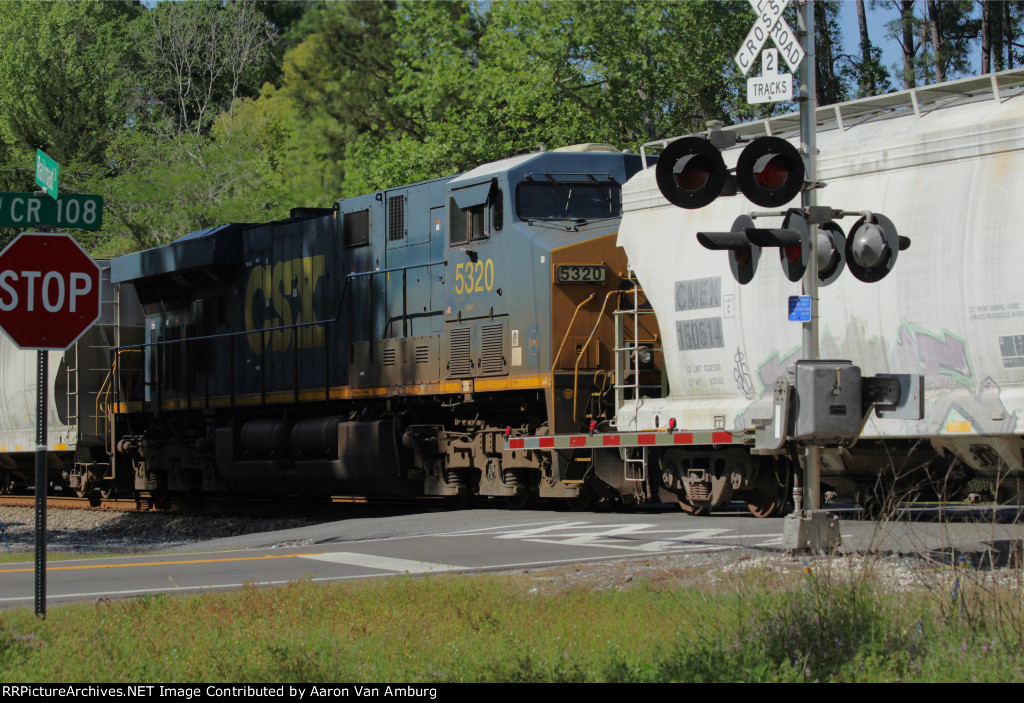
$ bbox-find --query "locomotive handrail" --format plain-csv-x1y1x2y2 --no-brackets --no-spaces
553,293,596,371
98,349,143,453
345,260,447,279
572,288,636,423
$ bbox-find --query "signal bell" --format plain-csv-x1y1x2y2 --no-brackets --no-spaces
656,135,805,209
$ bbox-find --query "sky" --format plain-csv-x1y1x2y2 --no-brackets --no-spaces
837,1,905,83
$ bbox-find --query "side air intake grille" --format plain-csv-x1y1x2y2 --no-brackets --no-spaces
448,328,472,377
479,323,506,376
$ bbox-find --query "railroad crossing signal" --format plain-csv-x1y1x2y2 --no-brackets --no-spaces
655,134,805,210
695,210,907,286
0,233,101,349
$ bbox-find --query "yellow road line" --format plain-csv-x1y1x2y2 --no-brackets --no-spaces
0,552,320,574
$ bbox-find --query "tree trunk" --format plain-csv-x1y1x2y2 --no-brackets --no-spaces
900,0,917,88
981,0,990,74
993,0,1005,71
857,0,875,93
927,0,945,83
1005,1,1014,69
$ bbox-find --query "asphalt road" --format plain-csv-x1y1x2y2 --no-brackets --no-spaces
1,504,1022,609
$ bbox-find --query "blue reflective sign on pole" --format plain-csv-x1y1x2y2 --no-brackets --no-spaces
788,295,811,322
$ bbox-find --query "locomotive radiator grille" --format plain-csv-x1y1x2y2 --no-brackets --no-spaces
415,344,430,364
382,347,397,366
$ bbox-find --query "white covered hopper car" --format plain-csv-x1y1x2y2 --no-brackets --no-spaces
609,69,1024,511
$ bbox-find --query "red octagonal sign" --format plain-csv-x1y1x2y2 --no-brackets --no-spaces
0,233,100,350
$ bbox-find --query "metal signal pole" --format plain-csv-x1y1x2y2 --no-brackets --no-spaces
798,0,821,512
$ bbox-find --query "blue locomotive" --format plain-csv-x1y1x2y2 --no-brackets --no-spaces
105,144,657,506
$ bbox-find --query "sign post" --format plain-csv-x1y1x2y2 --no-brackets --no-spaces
0,232,101,618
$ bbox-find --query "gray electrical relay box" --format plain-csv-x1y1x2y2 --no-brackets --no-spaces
792,360,863,445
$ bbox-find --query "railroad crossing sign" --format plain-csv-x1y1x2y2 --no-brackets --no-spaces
735,0,805,76
747,49,793,103
0,232,101,349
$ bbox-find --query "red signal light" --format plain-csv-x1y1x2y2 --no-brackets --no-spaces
753,154,789,190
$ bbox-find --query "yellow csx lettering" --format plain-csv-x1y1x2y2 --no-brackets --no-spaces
244,255,325,352
454,258,495,295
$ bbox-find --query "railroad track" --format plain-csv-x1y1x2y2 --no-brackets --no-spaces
0,494,170,511
0,492,444,514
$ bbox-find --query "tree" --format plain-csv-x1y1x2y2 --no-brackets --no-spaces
133,0,277,137
843,0,892,97
814,0,847,105
0,1,141,163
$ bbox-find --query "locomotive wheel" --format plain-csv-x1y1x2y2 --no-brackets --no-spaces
678,499,711,516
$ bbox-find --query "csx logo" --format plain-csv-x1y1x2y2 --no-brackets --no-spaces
244,255,325,352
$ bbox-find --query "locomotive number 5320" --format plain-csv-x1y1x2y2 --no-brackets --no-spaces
454,259,495,295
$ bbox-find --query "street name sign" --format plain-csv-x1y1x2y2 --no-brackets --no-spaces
0,232,101,350
34,150,59,199
0,193,103,230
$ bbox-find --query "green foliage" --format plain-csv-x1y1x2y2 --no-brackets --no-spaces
2,564,1024,682
96,131,289,251
0,0,140,163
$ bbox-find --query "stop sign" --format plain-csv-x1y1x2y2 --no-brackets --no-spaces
0,232,100,350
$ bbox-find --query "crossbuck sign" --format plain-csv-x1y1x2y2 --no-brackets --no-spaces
734,0,805,75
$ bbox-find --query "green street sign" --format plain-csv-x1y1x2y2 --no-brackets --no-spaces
35,150,59,199
0,193,103,230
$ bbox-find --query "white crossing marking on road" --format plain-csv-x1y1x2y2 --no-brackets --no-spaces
302,552,464,574
435,520,782,555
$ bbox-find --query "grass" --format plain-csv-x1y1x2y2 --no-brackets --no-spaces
1,555,1023,682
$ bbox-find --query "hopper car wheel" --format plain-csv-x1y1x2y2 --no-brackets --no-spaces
678,499,711,516
447,491,474,510
505,491,536,510
100,484,117,500
0,471,8,496
566,486,594,512
746,461,793,518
